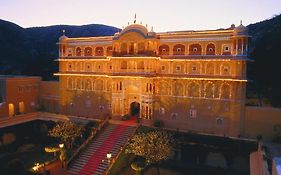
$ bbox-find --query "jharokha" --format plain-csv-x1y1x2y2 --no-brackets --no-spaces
55,19,250,137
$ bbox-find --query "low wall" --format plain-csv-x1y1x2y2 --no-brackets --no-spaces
244,106,281,141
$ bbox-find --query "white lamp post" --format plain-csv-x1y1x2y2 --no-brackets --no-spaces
59,143,65,168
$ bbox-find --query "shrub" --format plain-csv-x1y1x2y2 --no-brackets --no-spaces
2,132,16,145
85,121,97,128
121,114,130,121
7,158,24,174
153,120,164,127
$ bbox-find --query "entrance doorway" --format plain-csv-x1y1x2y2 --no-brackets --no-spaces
8,103,14,116
19,101,25,114
130,101,140,117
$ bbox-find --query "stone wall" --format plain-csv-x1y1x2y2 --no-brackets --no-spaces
244,106,281,141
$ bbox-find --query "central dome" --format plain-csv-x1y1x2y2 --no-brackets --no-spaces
119,24,149,38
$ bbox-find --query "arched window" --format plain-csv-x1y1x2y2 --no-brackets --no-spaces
67,78,73,90
189,44,202,55
106,46,113,56
95,79,104,91
173,44,185,55
174,83,184,96
206,63,215,75
138,42,145,54
84,47,92,56
85,79,92,91
121,61,127,69
189,82,200,97
205,83,214,98
129,43,134,55
62,45,66,56
221,83,230,99
238,39,242,51
121,43,127,55
76,47,82,56
95,47,104,56
206,43,215,55
137,61,144,70
76,78,81,90
159,82,170,95
107,81,112,91
76,62,81,72
159,45,169,55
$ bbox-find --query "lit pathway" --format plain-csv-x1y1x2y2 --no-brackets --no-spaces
67,120,136,175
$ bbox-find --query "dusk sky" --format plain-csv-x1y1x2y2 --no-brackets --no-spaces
1,0,281,32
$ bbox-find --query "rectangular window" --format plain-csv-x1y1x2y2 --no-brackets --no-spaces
176,65,181,71
18,86,23,93
189,109,197,118
161,65,165,71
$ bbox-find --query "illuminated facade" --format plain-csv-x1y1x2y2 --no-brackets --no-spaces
55,21,250,136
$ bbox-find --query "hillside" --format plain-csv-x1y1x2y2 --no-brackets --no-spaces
0,19,119,80
248,14,281,107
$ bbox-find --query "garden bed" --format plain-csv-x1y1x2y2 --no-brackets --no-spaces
112,126,257,175
0,119,99,175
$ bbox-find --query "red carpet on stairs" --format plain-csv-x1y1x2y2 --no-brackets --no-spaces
78,124,127,175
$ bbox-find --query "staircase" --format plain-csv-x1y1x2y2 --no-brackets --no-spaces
67,123,135,175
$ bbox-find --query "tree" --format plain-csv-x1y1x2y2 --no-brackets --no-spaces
49,121,84,149
126,131,173,175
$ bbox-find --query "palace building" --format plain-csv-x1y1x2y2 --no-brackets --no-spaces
54,20,250,136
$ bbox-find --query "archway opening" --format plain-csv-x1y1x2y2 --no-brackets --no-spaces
9,103,14,117
130,101,140,117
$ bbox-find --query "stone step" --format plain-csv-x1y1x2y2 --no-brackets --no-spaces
68,124,136,175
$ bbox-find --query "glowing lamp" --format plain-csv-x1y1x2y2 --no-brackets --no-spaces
107,153,112,159
59,143,64,148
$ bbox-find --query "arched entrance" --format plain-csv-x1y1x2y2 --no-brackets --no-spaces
8,103,14,117
19,101,25,114
130,101,140,117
